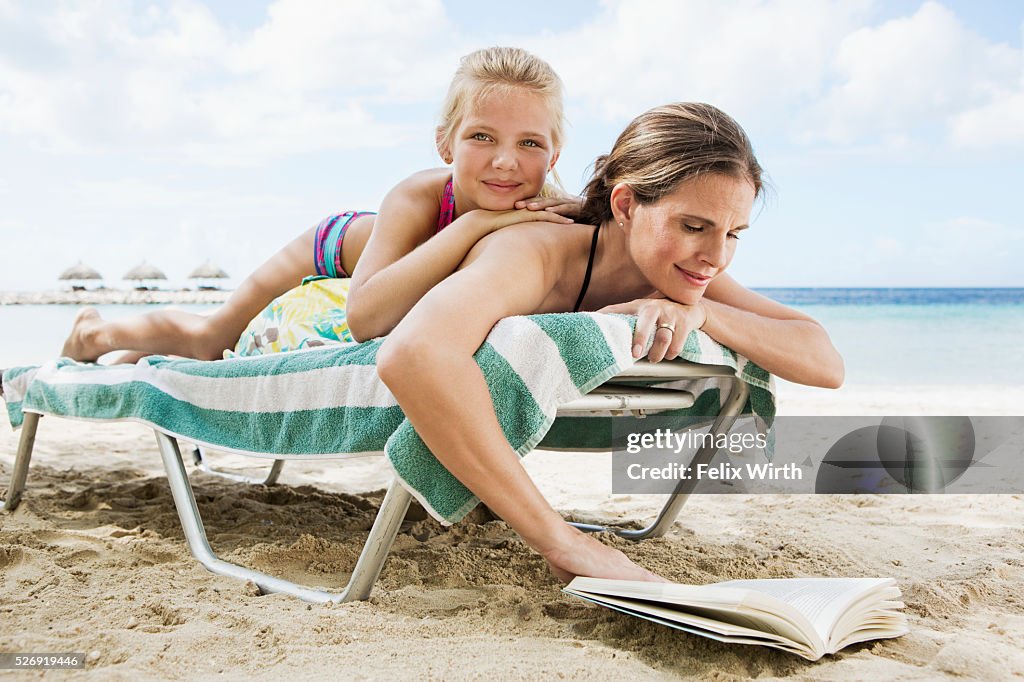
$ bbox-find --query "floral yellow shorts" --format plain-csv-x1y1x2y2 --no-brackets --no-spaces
230,276,354,357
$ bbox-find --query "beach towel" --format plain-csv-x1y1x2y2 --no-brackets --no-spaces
2,313,774,524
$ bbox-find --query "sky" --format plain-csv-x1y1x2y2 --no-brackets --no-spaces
0,0,1021,291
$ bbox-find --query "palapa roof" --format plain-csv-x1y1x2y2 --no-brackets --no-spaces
123,262,168,281
188,261,229,279
58,261,103,280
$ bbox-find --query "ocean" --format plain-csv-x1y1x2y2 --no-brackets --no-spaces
1,289,1022,386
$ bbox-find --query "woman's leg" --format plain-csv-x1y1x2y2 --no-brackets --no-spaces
62,224,325,362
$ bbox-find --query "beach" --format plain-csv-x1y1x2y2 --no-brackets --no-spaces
4,0,1022,676
0,290,232,306
2,380,1022,679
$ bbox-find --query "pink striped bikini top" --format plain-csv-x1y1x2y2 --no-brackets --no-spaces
437,178,456,233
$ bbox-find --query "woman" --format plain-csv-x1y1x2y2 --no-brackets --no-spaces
377,102,844,583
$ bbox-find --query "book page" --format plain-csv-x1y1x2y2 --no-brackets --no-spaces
717,578,893,637
564,591,819,660
564,579,811,645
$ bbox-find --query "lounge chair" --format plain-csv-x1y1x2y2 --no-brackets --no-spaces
2,313,769,603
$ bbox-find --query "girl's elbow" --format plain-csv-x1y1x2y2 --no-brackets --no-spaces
347,308,392,343
348,322,370,344
345,303,371,343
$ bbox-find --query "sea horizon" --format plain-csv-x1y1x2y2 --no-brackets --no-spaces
2,287,1021,385
4,285,1024,299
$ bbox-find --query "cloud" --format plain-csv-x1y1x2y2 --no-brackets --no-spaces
0,175,325,290
228,0,453,98
949,91,1024,150
2,0,1020,164
521,0,1023,155
534,0,872,124
799,2,1022,148
878,217,1022,285
0,0,456,165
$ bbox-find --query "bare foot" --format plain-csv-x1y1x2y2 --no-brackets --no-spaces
539,527,670,584
61,307,105,362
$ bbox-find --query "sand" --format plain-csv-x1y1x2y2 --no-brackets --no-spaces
1,383,1022,679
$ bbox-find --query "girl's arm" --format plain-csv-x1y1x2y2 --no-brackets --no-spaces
376,227,664,583
345,172,571,341
599,273,844,388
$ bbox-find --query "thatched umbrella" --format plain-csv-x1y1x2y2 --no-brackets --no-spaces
123,261,167,290
188,260,229,290
59,261,102,280
58,261,103,290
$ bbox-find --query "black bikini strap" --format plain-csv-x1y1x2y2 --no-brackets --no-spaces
573,226,600,312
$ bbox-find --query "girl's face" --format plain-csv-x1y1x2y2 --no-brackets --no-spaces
444,88,559,212
620,173,755,305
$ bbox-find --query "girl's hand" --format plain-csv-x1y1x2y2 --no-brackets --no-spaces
460,207,573,238
598,296,708,362
514,195,584,219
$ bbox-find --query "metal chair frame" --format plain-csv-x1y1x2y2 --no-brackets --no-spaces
2,361,749,603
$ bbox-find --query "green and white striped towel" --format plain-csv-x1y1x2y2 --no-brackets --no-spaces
2,313,774,523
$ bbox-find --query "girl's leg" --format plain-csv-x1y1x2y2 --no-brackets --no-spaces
62,224,327,362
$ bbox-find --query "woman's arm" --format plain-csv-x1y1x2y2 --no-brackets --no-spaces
345,172,572,341
376,232,563,546
700,273,843,388
598,274,844,388
376,228,664,583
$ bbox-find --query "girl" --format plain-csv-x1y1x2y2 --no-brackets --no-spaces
377,102,844,583
61,46,577,362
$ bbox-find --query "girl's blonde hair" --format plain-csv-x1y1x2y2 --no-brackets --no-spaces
436,46,566,196
580,102,765,225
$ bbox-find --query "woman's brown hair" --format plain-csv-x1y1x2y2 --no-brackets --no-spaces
580,102,764,225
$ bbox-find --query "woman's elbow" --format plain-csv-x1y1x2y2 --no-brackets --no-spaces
376,336,411,387
376,334,440,392
820,357,845,389
809,350,844,389
801,323,844,389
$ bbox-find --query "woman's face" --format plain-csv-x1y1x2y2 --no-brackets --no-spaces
622,173,755,305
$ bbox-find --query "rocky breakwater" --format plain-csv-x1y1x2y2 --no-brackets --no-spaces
1,289,233,305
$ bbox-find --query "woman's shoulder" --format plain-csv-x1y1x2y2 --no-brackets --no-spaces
472,222,598,267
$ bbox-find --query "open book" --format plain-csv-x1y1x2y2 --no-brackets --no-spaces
563,577,908,661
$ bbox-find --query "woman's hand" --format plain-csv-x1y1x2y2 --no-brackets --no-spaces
599,296,708,362
514,194,584,220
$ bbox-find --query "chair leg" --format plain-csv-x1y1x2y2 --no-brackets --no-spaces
568,378,752,541
617,378,751,540
1,412,40,512
155,431,411,603
189,445,285,486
